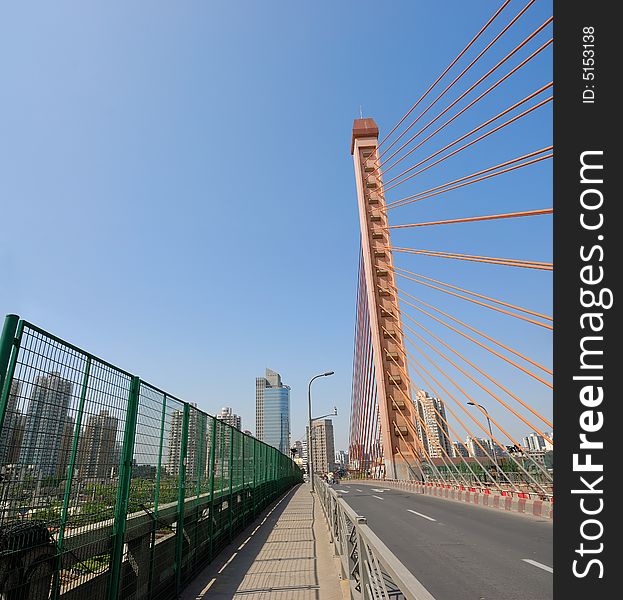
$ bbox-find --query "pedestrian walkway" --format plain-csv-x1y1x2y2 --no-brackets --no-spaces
180,483,348,600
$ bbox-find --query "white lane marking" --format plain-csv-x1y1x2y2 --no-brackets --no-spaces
522,559,553,573
372,495,384,500
196,577,216,597
217,552,238,574
407,509,437,522
356,488,363,492
237,536,252,550
339,490,349,493
372,488,391,492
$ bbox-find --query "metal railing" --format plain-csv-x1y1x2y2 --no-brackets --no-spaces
0,314,302,600
315,476,435,600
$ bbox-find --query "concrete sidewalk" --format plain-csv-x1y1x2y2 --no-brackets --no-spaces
180,483,347,600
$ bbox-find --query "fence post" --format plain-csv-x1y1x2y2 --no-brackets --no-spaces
270,447,276,500
196,413,205,500
252,439,257,519
153,394,168,516
193,412,205,567
228,427,235,539
148,392,168,599
0,315,20,433
262,445,270,508
52,356,91,600
207,417,217,561
0,315,18,396
267,446,272,502
241,434,246,526
174,403,190,594
108,375,140,600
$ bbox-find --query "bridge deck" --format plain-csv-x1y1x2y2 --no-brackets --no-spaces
180,483,347,600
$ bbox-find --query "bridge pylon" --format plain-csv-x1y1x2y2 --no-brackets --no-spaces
351,118,421,481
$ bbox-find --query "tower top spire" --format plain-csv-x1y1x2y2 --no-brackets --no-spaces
351,117,379,154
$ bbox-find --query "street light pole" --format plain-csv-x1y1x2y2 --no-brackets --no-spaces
467,402,499,476
308,371,334,493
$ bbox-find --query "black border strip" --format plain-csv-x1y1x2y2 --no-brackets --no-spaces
554,1,619,595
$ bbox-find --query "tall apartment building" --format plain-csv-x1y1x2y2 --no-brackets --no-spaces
465,435,490,458
167,403,203,476
523,432,546,452
335,450,348,467
451,441,469,458
77,410,118,479
413,390,452,459
307,419,336,475
216,406,242,430
294,438,308,466
255,368,290,454
0,380,24,466
19,372,73,477
56,416,76,478
292,440,305,469
5,414,25,466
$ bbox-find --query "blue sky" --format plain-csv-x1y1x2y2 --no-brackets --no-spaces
0,1,552,451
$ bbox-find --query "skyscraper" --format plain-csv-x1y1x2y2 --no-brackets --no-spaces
19,372,73,477
77,410,118,479
255,368,290,454
465,435,489,458
414,390,452,459
307,419,336,475
0,380,23,466
216,406,242,430
57,415,76,478
451,441,469,458
335,450,348,467
167,407,185,476
166,404,203,476
5,414,25,466
522,432,546,452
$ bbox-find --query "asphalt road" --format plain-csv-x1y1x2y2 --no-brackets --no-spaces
335,482,552,600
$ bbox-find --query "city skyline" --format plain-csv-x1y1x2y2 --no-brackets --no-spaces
0,1,552,453
0,0,583,594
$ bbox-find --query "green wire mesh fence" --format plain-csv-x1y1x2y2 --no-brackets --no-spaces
0,315,302,600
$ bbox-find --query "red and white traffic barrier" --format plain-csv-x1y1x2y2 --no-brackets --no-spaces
354,478,553,519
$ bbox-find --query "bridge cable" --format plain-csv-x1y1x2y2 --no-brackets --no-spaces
395,292,552,391
394,343,526,493
385,349,493,489
397,326,552,492
399,307,553,432
390,248,552,270
389,267,552,328
382,330,514,491
383,354,473,487
386,148,552,210
382,91,552,192
380,284,552,376
378,0,536,159
388,208,552,229
378,0,513,150
400,316,554,454
375,27,552,179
